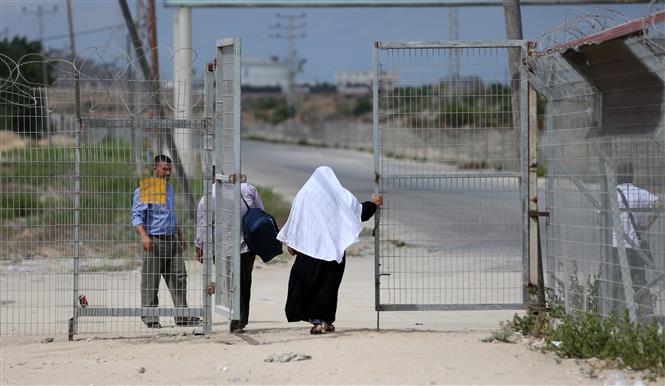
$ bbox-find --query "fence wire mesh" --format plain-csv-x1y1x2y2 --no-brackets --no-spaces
530,11,665,324
1,48,212,336
213,39,242,320
374,42,527,310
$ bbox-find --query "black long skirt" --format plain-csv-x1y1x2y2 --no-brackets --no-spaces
285,252,345,324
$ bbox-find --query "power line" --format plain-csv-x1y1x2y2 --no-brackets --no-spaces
270,12,306,113
449,7,460,79
42,24,126,42
22,5,59,86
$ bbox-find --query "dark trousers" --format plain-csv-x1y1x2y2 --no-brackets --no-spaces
141,236,188,324
232,251,256,328
285,254,346,325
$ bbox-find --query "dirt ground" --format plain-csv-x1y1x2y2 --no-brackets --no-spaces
1,236,660,386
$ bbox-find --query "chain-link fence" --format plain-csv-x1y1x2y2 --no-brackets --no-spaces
530,11,665,324
373,41,528,311
1,50,213,336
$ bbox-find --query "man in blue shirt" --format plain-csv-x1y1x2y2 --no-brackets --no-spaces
131,154,200,328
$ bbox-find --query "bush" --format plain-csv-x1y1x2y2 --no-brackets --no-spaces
548,312,665,372
489,267,665,375
245,97,291,125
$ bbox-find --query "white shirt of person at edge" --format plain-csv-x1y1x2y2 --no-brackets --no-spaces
194,182,265,257
613,182,658,248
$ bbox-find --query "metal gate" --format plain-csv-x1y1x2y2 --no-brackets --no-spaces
0,66,210,337
211,38,242,323
373,41,529,312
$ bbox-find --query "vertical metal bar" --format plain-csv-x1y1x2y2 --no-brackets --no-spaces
372,42,381,330
519,43,530,306
72,75,82,339
599,153,614,317
214,45,224,314
232,38,242,321
528,84,541,304
544,99,556,298
202,64,214,335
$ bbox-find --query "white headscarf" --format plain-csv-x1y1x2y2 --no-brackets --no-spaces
277,166,362,263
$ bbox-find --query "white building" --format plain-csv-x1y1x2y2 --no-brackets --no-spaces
334,69,399,94
242,57,290,91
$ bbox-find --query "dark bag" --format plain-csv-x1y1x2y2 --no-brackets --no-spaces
241,195,283,263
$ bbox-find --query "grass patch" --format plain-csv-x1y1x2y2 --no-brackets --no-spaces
547,313,665,373
255,185,292,228
1,137,147,226
482,322,516,343
0,192,43,220
488,273,665,377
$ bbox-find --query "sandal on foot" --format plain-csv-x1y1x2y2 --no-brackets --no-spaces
310,324,324,335
323,323,335,332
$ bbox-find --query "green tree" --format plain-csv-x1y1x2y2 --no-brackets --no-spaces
0,36,53,137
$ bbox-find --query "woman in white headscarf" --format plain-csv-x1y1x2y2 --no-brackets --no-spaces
277,166,383,334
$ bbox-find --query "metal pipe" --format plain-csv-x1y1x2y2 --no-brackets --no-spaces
372,42,381,331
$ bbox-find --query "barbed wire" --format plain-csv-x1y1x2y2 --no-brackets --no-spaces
532,2,665,56
0,45,204,118
533,7,628,53
641,1,665,52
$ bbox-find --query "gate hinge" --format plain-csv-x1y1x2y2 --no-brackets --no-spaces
374,172,380,183
529,210,549,218
216,173,247,184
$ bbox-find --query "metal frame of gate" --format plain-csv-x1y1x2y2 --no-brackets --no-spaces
211,37,243,325
372,40,530,318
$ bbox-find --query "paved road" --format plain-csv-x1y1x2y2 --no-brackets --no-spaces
242,140,522,251
242,140,377,201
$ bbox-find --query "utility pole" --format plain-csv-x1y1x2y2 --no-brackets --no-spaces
22,4,58,86
503,0,524,141
147,0,159,82
270,13,306,115
65,0,80,121
448,6,460,80
65,0,76,60
503,0,523,103
118,0,196,219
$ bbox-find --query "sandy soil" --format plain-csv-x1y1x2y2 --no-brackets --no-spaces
1,236,660,385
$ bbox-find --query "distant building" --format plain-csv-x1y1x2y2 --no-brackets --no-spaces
242,57,290,92
334,69,398,94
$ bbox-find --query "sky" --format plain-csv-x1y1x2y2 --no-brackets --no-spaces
0,0,662,83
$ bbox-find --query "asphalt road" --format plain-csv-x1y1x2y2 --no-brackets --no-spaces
241,140,377,201
242,140,522,252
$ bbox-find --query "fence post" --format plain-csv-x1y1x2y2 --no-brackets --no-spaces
520,42,530,306
202,63,215,335
70,72,82,340
528,82,544,307
372,42,381,331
